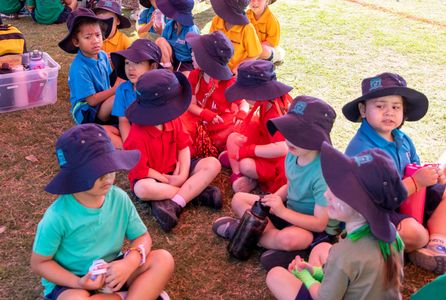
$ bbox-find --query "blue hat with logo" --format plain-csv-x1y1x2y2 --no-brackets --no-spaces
343,72,428,122
267,96,336,150
320,142,408,243
94,0,132,29
45,124,140,194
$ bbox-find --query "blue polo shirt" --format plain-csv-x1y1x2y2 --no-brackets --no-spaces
345,119,420,177
112,80,136,117
68,50,112,124
162,19,199,62
137,7,156,34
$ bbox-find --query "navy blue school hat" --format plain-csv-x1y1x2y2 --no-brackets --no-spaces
125,69,192,125
157,0,194,26
111,39,163,80
225,60,293,102
58,8,114,54
320,143,408,243
267,96,336,150
139,0,151,9
210,0,249,25
343,72,429,122
186,31,234,80
45,124,140,194
94,0,132,29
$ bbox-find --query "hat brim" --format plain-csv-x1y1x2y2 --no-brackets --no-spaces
186,32,233,81
210,0,249,25
111,49,163,81
94,6,132,29
267,115,332,150
225,80,292,102
45,149,140,194
320,142,396,243
343,87,429,122
126,72,192,125
157,0,194,26
58,15,114,54
139,0,152,8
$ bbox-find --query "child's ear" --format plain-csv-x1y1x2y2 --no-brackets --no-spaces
72,36,80,48
358,102,366,118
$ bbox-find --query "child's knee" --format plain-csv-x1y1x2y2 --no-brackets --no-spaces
266,266,286,288
398,218,429,251
276,230,312,251
150,249,174,273
239,159,256,176
231,192,256,212
134,180,156,199
199,156,221,175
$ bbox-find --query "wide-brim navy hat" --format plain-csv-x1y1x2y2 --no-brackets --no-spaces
225,60,292,102
94,0,132,29
320,142,408,243
157,0,194,26
267,96,336,150
139,0,151,8
186,31,234,80
126,69,192,125
45,124,140,195
210,0,249,25
343,72,429,122
58,8,114,54
111,39,163,80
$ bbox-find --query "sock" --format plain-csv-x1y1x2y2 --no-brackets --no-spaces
428,234,446,254
171,194,186,208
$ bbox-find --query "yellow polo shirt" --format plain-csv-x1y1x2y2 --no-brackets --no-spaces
210,16,262,71
102,30,132,53
247,7,280,47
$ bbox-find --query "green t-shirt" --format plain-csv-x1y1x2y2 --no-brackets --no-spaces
33,185,147,296
0,0,22,14
25,0,64,24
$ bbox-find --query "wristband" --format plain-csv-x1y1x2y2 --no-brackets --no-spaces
238,144,256,159
312,266,324,282
200,109,218,123
236,110,248,120
291,269,319,289
410,176,419,192
124,244,146,266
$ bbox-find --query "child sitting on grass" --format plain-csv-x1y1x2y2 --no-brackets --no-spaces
221,60,292,194
266,143,405,300
213,96,337,266
182,30,249,154
343,72,446,274
31,124,174,300
26,0,76,24
137,0,164,37
209,0,262,73
124,69,222,232
110,39,163,147
155,0,198,75
247,0,284,63
58,8,122,147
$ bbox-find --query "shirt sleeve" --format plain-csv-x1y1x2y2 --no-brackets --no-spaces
112,83,126,117
209,16,218,33
124,128,150,182
317,246,350,300
188,70,199,95
33,208,63,257
137,8,150,25
406,135,420,164
266,15,280,47
175,119,193,150
121,33,132,50
313,171,328,207
242,24,262,58
123,193,147,240
69,63,98,101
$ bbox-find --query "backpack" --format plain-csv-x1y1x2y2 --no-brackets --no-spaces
0,23,26,56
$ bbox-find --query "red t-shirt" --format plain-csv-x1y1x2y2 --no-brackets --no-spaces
124,118,192,189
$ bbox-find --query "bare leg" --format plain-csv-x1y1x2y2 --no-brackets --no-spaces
398,217,429,252
427,190,446,236
97,96,115,122
266,266,301,300
102,125,123,149
155,37,173,70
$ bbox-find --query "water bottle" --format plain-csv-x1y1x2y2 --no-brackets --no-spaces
28,50,45,70
227,200,270,260
153,9,164,29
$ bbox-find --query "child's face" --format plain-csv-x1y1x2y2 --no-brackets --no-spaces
191,51,201,70
96,11,119,38
358,95,404,137
125,59,153,84
324,188,355,222
249,0,269,15
286,139,310,157
86,172,116,197
73,23,104,58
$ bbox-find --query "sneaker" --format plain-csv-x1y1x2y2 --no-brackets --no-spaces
212,216,240,240
260,249,311,272
194,186,222,209
218,151,230,168
409,245,446,274
151,200,182,232
232,175,257,193
271,46,285,64
0,13,18,19
157,290,170,300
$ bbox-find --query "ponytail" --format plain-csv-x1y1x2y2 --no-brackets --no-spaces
383,246,403,291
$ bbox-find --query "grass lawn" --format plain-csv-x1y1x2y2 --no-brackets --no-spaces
0,0,445,299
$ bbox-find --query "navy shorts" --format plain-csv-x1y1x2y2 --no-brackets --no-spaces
390,183,446,226
295,285,312,300
172,56,194,72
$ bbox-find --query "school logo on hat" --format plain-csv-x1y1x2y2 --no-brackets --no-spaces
369,77,382,91
354,153,373,166
291,101,307,115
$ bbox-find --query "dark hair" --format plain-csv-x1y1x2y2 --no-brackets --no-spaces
72,17,109,39
383,246,403,291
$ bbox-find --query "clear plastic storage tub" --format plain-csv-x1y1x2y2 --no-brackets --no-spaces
0,52,61,113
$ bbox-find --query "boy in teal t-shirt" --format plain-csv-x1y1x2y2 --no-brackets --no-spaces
26,0,77,24
31,124,174,300
0,0,24,17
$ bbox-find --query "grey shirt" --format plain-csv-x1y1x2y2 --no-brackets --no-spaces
318,235,403,300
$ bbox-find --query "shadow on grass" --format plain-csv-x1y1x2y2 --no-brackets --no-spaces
194,6,215,31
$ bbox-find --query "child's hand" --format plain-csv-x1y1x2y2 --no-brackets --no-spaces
261,194,285,216
413,166,440,188
288,256,314,274
105,260,133,292
211,115,224,125
77,272,106,290
164,174,187,187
